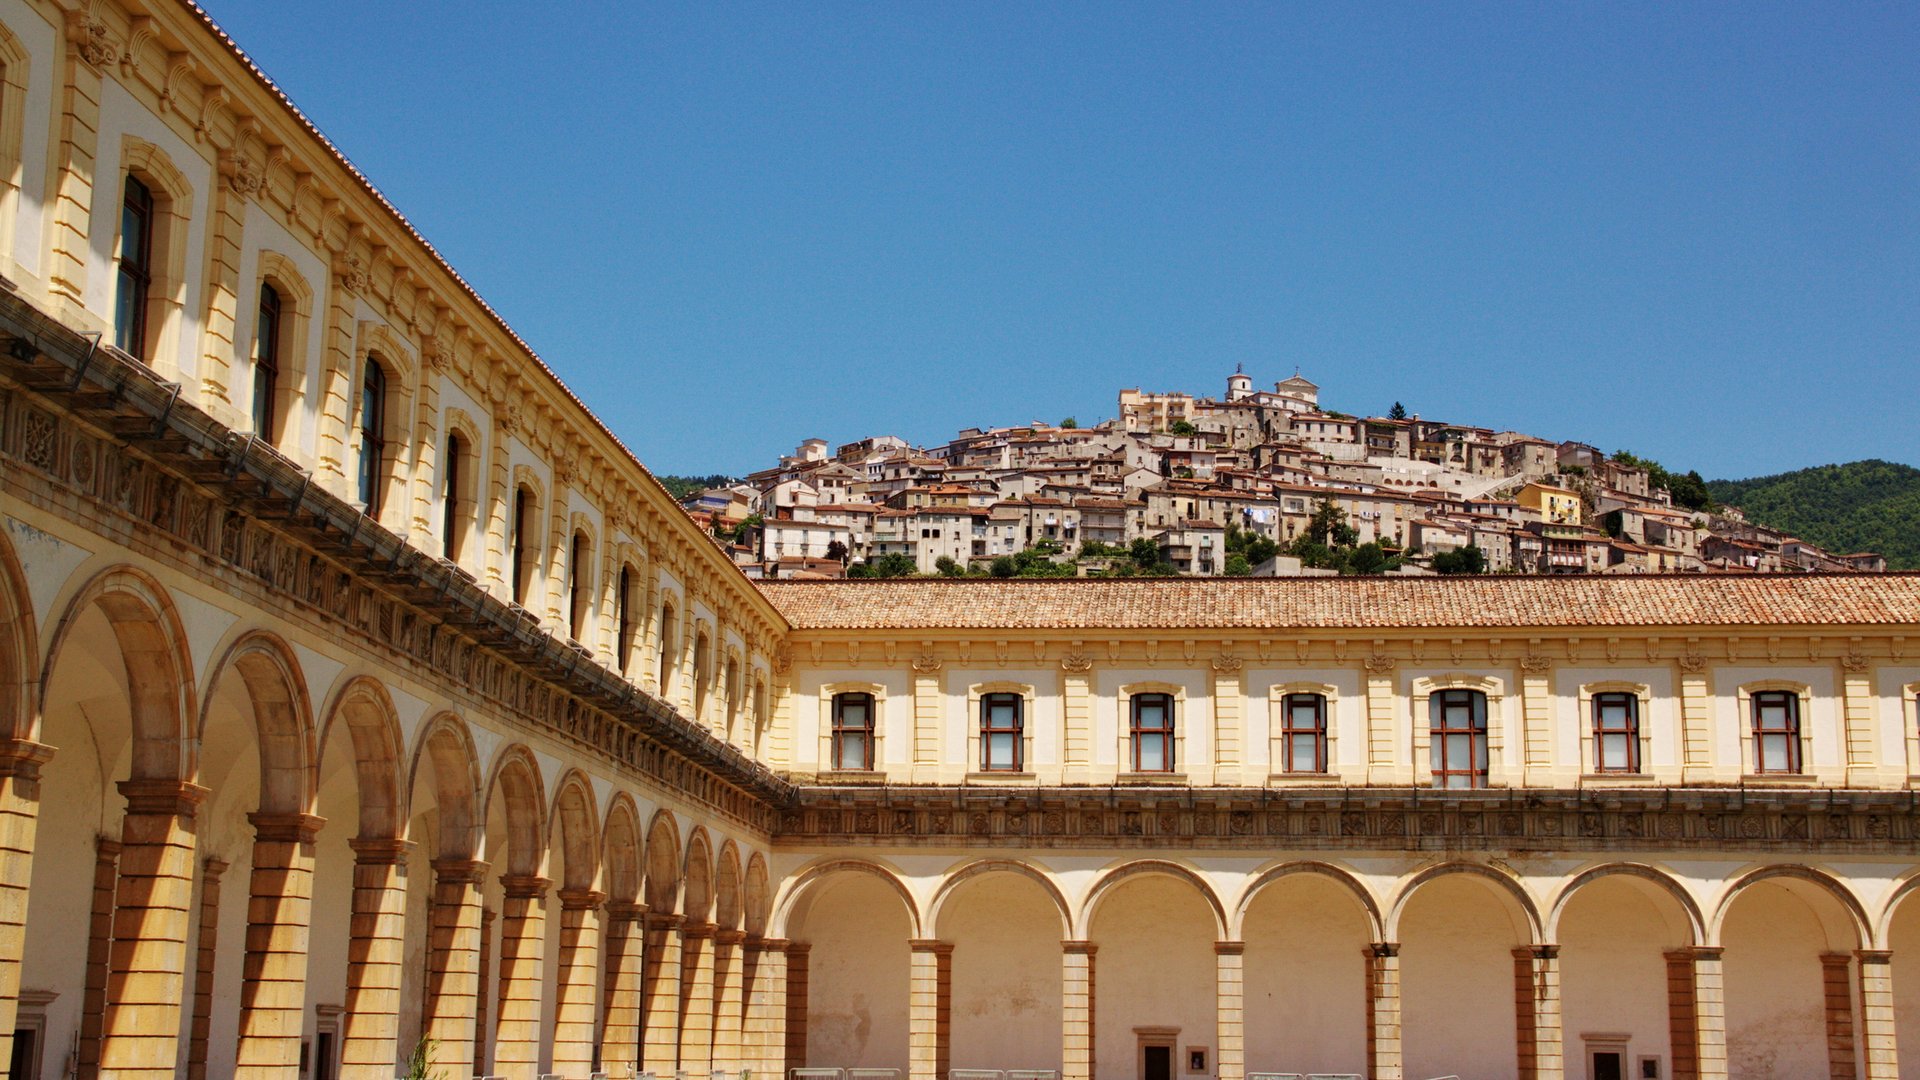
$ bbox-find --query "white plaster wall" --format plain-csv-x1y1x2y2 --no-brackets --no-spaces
0,0,54,281
1090,875,1216,1080
1242,875,1369,1075
1554,665,1678,772
1891,897,1920,1080
1721,881,1841,1080
1558,877,1676,1077
1244,666,1362,773
1713,665,1840,771
802,874,912,1068
1398,874,1522,1079
1093,668,1210,773
945,873,1064,1070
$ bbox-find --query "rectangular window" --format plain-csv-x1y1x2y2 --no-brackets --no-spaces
511,488,533,605
832,692,874,770
1429,688,1489,789
1280,693,1328,773
1752,691,1801,774
115,175,154,358
980,692,1023,772
1592,693,1640,773
1130,693,1174,772
251,285,281,439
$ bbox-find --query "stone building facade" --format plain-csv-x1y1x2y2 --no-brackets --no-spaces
0,3,1915,1080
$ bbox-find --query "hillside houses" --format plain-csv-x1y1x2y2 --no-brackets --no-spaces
682,369,1882,578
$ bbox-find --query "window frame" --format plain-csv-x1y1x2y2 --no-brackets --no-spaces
115,174,154,358
251,283,282,439
1590,691,1641,774
979,691,1025,773
1129,692,1176,773
510,485,536,606
441,430,466,562
831,690,876,771
1750,689,1802,775
615,564,637,676
1428,687,1490,789
567,530,591,642
1278,691,1329,774
357,357,387,515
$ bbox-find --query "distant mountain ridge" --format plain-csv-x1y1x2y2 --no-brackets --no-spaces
1707,460,1920,571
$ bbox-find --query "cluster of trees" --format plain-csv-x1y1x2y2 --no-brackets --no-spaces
1611,451,1713,511
1287,499,1405,576
1708,460,1920,571
656,473,739,501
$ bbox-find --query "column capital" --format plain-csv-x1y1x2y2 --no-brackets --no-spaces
1369,941,1401,959
94,834,123,857
201,855,230,878
247,811,326,844
908,939,954,955
1855,949,1894,965
1062,939,1098,956
646,912,686,933
500,873,551,899
716,929,749,946
604,900,649,923
680,920,717,940
1529,944,1560,961
1688,945,1725,963
1213,940,1245,956
0,738,55,779
347,836,414,865
558,888,606,911
785,940,813,958
750,937,791,954
430,856,489,884
118,777,210,816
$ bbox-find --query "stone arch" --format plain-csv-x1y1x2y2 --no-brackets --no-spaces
682,827,715,923
1386,861,1544,944
480,744,547,877
197,628,317,816
314,675,405,840
928,858,1073,939
643,809,681,912
1546,861,1705,945
0,527,37,746
1081,859,1228,941
546,768,600,892
600,794,643,905
770,857,923,939
1230,860,1384,941
1708,863,1872,950
743,853,770,937
714,840,743,931
40,564,196,780
404,711,482,859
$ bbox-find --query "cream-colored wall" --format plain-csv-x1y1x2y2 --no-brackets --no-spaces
1398,874,1524,1079
1090,875,1216,1080
799,874,913,1068
1242,874,1369,1074
1722,881,1852,1079
1559,877,1678,1079
943,873,1064,1071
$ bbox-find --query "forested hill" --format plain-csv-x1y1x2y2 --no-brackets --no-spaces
1708,461,1920,571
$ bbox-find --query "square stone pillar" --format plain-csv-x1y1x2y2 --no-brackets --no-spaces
1855,950,1898,1080
1062,940,1097,1080
341,837,411,1080
0,740,52,1074
599,901,648,1076
1215,941,1245,1080
1364,942,1403,1080
186,857,228,1080
553,888,605,1076
1820,952,1857,1080
784,942,811,1072
641,912,685,1072
1512,945,1563,1080
679,920,718,1070
1671,946,1727,1080
714,929,749,1072
235,812,325,1079
77,834,123,1080
908,939,953,1080
100,778,207,1080
493,873,551,1077
424,857,487,1079
753,937,792,1078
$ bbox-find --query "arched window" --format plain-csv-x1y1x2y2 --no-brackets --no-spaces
693,632,712,718
1129,692,1175,772
1429,688,1488,789
568,531,591,641
115,175,154,357
442,431,468,562
831,691,874,770
1591,692,1640,773
616,566,637,675
251,284,282,439
980,692,1023,772
726,657,742,733
658,602,677,692
1752,691,1801,774
1279,692,1328,773
511,486,535,605
357,358,387,514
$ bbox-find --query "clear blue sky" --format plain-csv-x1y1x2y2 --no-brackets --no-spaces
203,1,1918,480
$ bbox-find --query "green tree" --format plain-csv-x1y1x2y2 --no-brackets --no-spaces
1224,553,1252,576
1129,536,1162,565
1431,544,1487,575
990,556,1016,578
1169,419,1197,437
934,555,964,577
1388,401,1407,421
1060,417,1078,429
852,553,916,578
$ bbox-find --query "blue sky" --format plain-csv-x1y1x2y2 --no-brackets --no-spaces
203,2,1918,480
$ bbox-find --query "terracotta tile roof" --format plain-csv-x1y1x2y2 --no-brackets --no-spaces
756,574,1920,631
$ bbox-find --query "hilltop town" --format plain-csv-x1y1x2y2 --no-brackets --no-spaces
678,369,1886,578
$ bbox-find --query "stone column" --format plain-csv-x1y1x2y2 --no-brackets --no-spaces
341,838,411,1080
641,912,685,1072
493,874,551,1077
1856,950,1898,1080
1061,667,1093,784
1677,661,1716,783
1365,942,1403,1080
543,468,573,627
752,938,791,1079
315,269,360,494
1821,953,1857,1080
424,858,486,1079
1676,946,1728,1080
195,166,250,421
714,929,748,1072
1211,663,1243,786
552,888,605,1077
640,574,662,694
185,857,228,1080
679,920,718,1071
410,352,444,542
1663,949,1700,1080
49,23,105,310
76,835,122,1080
1063,940,1097,1080
1839,663,1879,784
1518,661,1554,783
1364,666,1400,783
474,905,494,1070
1215,941,1245,1080
908,939,953,1080
912,667,944,783
783,942,811,1072
1513,945,1563,1080
484,407,514,595
99,778,207,1080
599,902,647,1077
0,740,52,1073
235,812,325,1079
